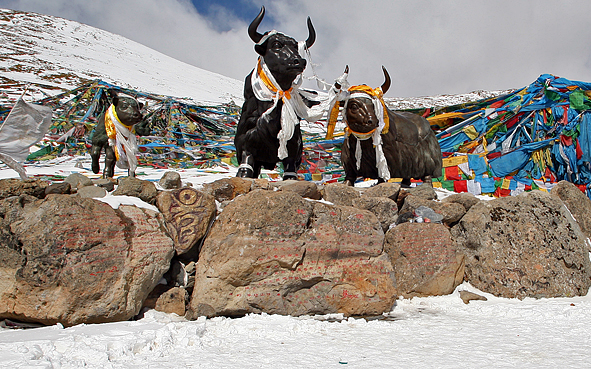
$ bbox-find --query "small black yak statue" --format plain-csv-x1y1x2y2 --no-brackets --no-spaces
326,67,442,186
90,90,150,178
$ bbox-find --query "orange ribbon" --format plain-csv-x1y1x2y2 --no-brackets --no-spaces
257,59,293,100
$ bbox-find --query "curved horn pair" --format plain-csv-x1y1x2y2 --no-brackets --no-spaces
248,6,316,48
341,66,390,94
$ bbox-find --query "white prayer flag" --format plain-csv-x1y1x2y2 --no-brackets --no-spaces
0,98,53,162
0,98,53,178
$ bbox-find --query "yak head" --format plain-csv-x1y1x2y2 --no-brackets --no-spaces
345,67,391,134
249,6,315,91
108,90,144,126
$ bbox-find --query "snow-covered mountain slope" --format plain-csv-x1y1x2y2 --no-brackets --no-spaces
0,8,243,105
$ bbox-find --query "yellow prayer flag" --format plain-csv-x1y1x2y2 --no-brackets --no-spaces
442,155,469,167
501,178,511,190
462,125,479,140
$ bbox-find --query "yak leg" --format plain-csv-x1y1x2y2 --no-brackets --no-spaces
252,162,262,178
282,158,298,180
90,145,103,174
401,178,412,188
236,152,256,178
104,146,116,179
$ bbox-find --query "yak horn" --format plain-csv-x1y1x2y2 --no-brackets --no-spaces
305,17,316,48
381,66,391,94
248,6,265,43
334,65,349,90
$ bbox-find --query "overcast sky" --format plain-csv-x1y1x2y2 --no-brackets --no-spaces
2,0,591,98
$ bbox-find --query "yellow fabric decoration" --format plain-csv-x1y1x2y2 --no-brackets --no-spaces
256,59,293,99
501,178,511,190
104,105,133,161
325,100,340,139
427,112,467,127
462,125,479,140
345,126,376,140
442,155,469,167
347,85,389,134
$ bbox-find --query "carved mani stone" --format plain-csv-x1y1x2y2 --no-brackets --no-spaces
156,187,216,256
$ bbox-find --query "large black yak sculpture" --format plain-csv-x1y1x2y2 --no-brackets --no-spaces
234,6,321,180
326,67,443,186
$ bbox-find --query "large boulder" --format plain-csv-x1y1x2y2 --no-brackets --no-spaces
64,173,93,190
451,190,591,299
0,195,174,326
45,182,71,195
361,182,401,201
352,196,398,232
0,178,48,200
187,189,396,318
552,180,591,239
155,287,188,316
76,185,107,198
441,192,481,212
322,183,360,206
399,195,466,226
113,176,159,204
385,222,464,297
159,171,183,190
156,187,216,257
275,180,322,200
201,177,252,202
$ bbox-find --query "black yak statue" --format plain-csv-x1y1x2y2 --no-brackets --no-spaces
90,90,150,178
234,6,323,180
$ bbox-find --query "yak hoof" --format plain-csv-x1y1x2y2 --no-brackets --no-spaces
237,166,254,178
91,161,100,174
401,178,412,188
343,179,355,186
282,172,298,181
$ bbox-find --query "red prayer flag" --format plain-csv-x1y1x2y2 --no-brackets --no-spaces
494,187,511,197
576,138,583,160
445,166,462,181
505,114,521,129
453,180,468,193
489,100,505,109
487,151,502,160
560,134,572,146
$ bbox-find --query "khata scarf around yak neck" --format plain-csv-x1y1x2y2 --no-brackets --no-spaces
104,104,138,174
250,38,329,159
325,84,391,181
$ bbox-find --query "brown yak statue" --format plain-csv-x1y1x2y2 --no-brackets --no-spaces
326,67,442,186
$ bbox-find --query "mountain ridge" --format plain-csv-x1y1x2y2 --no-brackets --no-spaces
0,8,244,105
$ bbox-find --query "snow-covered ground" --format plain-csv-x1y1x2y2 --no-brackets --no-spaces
0,156,589,369
1,283,589,368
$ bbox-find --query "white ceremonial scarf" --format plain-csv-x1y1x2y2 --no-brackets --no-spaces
106,105,138,174
342,91,391,181
250,37,327,159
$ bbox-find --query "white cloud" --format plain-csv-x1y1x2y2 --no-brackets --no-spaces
3,0,591,98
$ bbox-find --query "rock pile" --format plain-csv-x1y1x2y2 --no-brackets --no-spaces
0,174,589,326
